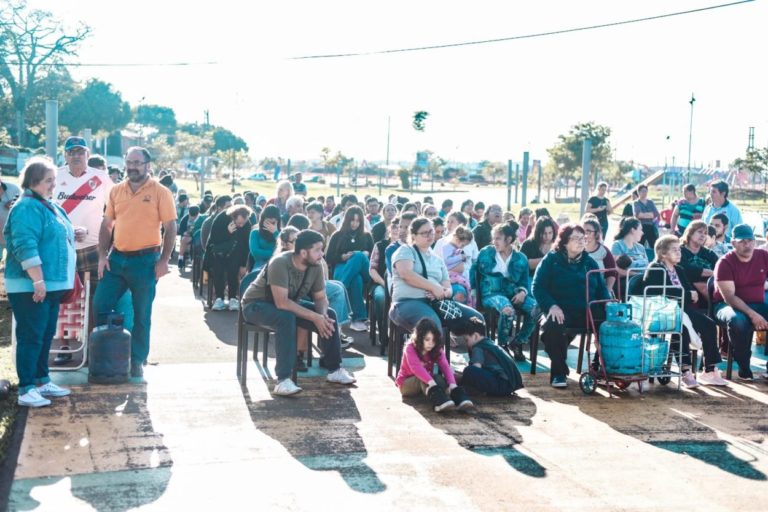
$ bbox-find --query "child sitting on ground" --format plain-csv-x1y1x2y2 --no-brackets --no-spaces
459,317,524,396
440,225,475,306
395,318,474,412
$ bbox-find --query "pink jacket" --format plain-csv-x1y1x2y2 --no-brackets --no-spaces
395,343,456,388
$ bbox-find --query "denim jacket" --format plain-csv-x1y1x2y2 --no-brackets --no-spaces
4,190,76,293
477,245,530,300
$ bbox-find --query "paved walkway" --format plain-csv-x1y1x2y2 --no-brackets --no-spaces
7,270,768,511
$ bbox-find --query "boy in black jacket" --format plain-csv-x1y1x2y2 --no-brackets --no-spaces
458,317,524,396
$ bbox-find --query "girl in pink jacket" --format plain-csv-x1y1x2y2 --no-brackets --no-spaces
395,319,474,412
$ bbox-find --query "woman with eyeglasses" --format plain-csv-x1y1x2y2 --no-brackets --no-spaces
532,224,610,388
636,235,725,387
326,206,373,332
390,217,484,337
582,218,618,294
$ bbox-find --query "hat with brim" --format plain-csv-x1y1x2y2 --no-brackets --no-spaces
64,136,87,151
732,223,755,241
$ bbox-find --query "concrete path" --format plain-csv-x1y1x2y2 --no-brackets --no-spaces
7,270,768,511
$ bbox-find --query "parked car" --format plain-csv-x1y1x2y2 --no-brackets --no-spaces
247,173,267,181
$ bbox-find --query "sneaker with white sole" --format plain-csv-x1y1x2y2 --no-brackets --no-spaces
340,335,354,349
349,321,368,332
326,367,356,385
36,382,71,398
212,298,227,311
681,370,699,388
273,379,302,396
228,298,240,311
18,388,51,408
698,368,728,386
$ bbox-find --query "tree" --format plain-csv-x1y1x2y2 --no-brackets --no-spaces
135,104,177,134
212,126,247,153
60,79,131,135
546,122,613,197
215,149,251,191
0,0,91,145
732,147,768,176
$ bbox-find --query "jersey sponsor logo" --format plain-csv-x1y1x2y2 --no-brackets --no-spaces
59,175,103,214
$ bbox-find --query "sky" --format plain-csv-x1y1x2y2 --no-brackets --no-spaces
27,0,768,168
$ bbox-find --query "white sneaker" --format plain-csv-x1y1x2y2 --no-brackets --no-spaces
327,367,356,385
698,368,729,386
273,379,302,396
349,321,367,332
228,298,240,311
36,382,71,398
212,298,227,311
681,370,699,388
18,388,51,407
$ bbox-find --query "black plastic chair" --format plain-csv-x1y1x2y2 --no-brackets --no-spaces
237,271,313,385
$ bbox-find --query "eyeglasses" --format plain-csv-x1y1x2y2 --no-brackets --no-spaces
584,229,596,234
124,160,148,167
67,149,86,156
417,229,435,237
569,236,586,243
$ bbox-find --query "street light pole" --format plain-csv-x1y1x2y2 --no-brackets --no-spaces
687,93,695,182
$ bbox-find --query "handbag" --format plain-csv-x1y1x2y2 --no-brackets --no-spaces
412,246,463,321
60,272,83,304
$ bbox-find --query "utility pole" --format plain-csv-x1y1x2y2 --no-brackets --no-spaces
201,109,210,198
507,160,513,211
687,94,695,182
521,152,529,207
45,101,58,160
579,140,592,217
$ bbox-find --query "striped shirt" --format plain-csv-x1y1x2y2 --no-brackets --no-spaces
675,198,705,234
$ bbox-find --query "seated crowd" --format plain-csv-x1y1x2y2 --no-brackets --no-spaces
174,177,766,408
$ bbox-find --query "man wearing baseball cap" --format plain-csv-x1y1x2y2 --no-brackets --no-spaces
712,223,768,380
52,136,115,363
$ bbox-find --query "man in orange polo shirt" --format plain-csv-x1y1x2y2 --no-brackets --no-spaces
93,146,177,380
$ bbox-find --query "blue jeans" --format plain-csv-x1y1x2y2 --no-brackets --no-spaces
482,294,539,346
93,251,159,366
333,252,369,321
462,365,514,396
389,298,485,337
242,300,343,381
326,280,351,326
116,290,134,332
715,302,768,371
372,284,386,329
9,290,65,393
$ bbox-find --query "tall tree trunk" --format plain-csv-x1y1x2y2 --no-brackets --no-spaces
15,109,25,147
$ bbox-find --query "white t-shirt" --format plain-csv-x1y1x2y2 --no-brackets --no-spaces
55,165,114,249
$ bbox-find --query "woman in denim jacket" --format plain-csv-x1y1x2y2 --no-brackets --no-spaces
477,221,539,362
5,157,76,408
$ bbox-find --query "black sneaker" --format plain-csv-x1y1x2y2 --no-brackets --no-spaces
53,347,73,365
738,368,754,381
296,352,308,372
130,363,144,378
450,386,475,412
427,385,454,412
512,344,526,362
340,335,354,349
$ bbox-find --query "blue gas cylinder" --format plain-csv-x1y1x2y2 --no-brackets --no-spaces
599,303,643,375
88,313,131,384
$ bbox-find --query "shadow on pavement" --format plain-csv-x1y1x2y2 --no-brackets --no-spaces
11,390,173,511
241,384,386,494
404,391,546,478
544,383,767,481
